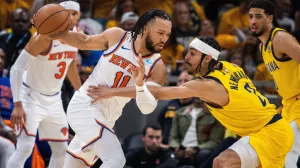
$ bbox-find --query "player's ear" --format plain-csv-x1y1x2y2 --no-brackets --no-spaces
143,25,149,35
268,14,273,24
205,55,213,63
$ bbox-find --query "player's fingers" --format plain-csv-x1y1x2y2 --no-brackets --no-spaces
129,64,135,70
23,113,26,123
88,85,98,89
11,116,15,131
15,118,20,130
138,54,143,63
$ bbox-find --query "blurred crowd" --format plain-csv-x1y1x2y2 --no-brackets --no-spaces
0,0,299,167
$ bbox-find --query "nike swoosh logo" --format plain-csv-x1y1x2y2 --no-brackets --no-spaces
121,45,130,50
138,90,144,92
54,44,59,47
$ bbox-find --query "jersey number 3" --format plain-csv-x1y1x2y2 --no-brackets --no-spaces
244,83,266,107
55,61,66,79
112,71,131,88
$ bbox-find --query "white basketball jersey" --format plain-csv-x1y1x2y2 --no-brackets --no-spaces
24,33,78,95
80,32,161,122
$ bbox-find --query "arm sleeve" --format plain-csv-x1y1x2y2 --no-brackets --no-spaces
135,82,160,114
10,50,36,102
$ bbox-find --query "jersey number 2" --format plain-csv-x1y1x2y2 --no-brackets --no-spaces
55,61,66,79
244,83,266,107
112,71,131,88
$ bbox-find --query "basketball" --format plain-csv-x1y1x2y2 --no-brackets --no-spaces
33,4,71,39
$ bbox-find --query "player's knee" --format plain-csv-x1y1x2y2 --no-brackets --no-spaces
16,141,34,157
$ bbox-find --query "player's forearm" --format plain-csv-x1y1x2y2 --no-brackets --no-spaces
110,87,136,98
60,31,89,50
10,69,24,103
149,86,191,100
10,50,35,102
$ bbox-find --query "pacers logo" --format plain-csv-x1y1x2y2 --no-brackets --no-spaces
61,127,68,136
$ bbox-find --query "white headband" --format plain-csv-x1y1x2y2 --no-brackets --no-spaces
59,1,80,12
189,38,220,60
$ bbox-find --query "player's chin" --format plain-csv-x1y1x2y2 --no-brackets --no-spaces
155,46,164,52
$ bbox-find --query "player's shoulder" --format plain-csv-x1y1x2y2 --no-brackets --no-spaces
272,30,295,43
104,27,126,39
103,27,127,47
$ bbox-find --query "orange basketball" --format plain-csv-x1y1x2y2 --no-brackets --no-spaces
33,4,71,39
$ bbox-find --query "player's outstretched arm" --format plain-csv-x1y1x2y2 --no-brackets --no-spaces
10,35,51,131
273,31,300,64
59,27,126,51
152,79,228,106
87,55,167,114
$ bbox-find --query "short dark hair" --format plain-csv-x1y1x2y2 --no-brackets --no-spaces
248,0,275,16
195,36,221,72
131,9,171,40
142,122,162,136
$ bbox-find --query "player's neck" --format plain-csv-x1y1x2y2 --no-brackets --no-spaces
135,36,152,56
258,25,273,45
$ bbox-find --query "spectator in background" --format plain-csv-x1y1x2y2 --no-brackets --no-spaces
0,117,15,168
135,0,173,16
169,99,224,167
125,123,178,168
0,0,29,30
92,0,117,19
0,46,14,123
241,38,261,79
199,20,247,50
119,12,139,31
178,0,207,32
0,43,9,77
217,0,250,35
0,8,31,74
226,49,243,68
254,63,278,96
0,47,16,168
79,66,92,84
159,32,185,75
158,71,194,147
106,0,137,29
294,10,300,41
274,0,295,33
78,17,104,35
172,1,198,50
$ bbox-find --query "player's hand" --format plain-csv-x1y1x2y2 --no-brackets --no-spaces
10,103,26,132
129,54,145,86
87,84,113,103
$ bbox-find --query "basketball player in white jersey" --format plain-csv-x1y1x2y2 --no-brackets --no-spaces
7,1,82,168
53,9,172,168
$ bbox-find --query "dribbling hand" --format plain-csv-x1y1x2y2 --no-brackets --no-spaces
87,85,113,103
10,103,26,132
129,54,145,86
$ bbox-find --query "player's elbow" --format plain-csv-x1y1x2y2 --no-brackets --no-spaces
77,35,90,50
